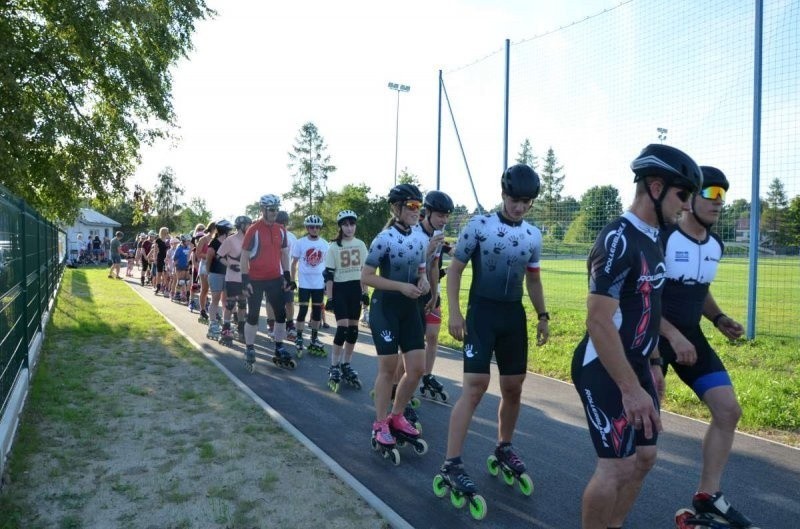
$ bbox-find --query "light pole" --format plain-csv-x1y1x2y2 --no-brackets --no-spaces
388,82,411,186
657,127,668,143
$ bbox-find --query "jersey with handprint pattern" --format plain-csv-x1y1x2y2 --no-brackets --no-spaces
365,225,426,287
453,212,542,303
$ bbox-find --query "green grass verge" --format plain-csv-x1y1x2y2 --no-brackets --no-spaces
438,258,800,444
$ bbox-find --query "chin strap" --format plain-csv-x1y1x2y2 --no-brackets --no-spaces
690,196,714,230
645,185,670,229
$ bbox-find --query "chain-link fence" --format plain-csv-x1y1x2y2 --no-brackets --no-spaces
438,0,799,338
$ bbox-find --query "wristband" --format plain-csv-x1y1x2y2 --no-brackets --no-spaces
712,313,726,327
283,270,292,283
537,311,550,321
649,357,664,367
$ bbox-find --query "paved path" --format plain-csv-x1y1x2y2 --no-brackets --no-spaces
131,279,799,529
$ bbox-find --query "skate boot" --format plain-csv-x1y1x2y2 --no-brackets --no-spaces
403,403,422,433
294,334,304,356
266,319,275,340
244,345,256,373
420,373,449,402
389,412,428,456
219,324,234,347
272,343,296,369
370,418,399,465
433,461,487,520
678,492,758,529
287,325,297,341
327,364,341,393
340,362,362,390
308,337,325,357
189,297,198,313
361,307,370,327
487,442,533,496
206,320,221,340
198,309,209,325
236,322,246,343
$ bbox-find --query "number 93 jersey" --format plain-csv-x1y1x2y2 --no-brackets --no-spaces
324,237,369,283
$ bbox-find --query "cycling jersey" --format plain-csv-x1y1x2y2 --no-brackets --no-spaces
325,238,368,283
242,220,287,281
574,211,666,367
365,224,426,288
452,212,542,303
660,225,723,328
291,236,329,290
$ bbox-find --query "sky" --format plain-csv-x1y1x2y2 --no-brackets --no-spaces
132,0,622,220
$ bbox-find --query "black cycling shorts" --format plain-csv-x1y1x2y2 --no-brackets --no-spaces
462,298,528,376
660,325,730,398
369,292,424,356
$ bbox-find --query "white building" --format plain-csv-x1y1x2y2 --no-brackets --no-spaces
62,208,121,262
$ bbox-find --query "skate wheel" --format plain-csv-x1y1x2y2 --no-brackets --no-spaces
674,508,696,529
432,475,447,498
353,380,362,390
272,357,279,365
440,390,449,402
502,468,515,486
486,455,500,476
410,397,421,409
295,350,303,358
369,389,375,400
469,494,488,520
413,438,428,456
390,448,400,466
288,359,297,369
370,438,379,451
396,439,406,448
518,473,534,496
450,490,466,509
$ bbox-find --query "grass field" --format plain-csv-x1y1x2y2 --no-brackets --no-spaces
437,256,800,444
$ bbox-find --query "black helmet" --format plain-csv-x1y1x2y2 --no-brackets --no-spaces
234,215,252,231
700,166,729,191
424,190,454,214
275,211,289,225
215,219,233,234
387,183,423,204
501,164,540,199
631,144,703,193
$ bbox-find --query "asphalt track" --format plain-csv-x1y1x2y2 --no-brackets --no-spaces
130,279,799,529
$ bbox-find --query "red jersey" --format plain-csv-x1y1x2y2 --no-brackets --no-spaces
242,220,287,280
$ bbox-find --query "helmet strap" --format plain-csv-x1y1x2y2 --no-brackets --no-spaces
690,195,714,230
645,183,670,229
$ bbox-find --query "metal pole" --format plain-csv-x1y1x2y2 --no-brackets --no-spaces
436,70,443,190
394,89,400,186
503,38,510,171
746,0,763,339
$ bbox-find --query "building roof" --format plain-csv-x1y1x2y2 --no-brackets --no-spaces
78,208,121,227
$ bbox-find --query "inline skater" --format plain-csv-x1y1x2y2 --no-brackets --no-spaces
140,231,155,287
205,221,231,341
660,167,755,529
324,210,369,390
361,184,429,458
240,194,296,370
153,227,170,295
196,222,215,323
571,144,701,529
438,164,549,506
173,234,192,303
217,216,252,346
291,214,329,360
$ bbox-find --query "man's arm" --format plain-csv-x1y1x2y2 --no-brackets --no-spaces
659,317,696,365
446,258,467,341
703,291,744,340
525,269,549,346
586,293,662,439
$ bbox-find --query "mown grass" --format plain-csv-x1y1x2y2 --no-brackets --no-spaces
438,256,800,443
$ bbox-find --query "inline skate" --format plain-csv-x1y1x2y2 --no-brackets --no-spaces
219,323,234,347
327,364,341,393
236,321,245,343
360,307,370,327
432,461,487,520
675,492,759,529
206,320,221,340
487,442,533,496
197,309,209,325
307,337,325,357
294,334,304,357
244,345,256,373
419,373,449,402
370,418,400,465
388,412,428,457
272,343,296,369
286,325,297,341
340,362,362,390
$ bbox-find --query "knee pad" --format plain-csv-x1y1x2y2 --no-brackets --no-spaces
237,298,247,310
334,326,347,346
311,303,322,321
296,303,309,321
346,325,359,344
226,299,236,311
178,279,186,286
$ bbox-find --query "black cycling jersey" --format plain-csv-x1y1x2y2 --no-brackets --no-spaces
660,225,723,329
453,212,542,303
208,238,226,275
574,212,666,366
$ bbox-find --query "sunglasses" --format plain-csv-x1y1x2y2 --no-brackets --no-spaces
403,200,422,211
700,185,726,201
265,207,278,212
674,188,692,202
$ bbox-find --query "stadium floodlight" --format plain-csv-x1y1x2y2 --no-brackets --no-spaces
657,127,669,143
388,82,411,185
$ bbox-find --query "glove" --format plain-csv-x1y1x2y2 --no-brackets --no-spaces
361,292,370,306
325,298,334,312
283,270,297,290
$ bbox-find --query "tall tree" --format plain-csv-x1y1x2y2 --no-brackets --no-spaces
516,138,537,170
565,185,622,243
0,0,214,221
538,147,566,231
761,178,789,248
786,195,800,247
285,122,336,216
177,197,212,234
152,167,184,230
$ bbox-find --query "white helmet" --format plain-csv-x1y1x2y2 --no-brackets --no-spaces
336,210,358,224
215,219,233,233
259,194,281,208
304,214,323,227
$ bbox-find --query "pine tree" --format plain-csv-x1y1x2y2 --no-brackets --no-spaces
285,122,336,216
516,138,537,170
